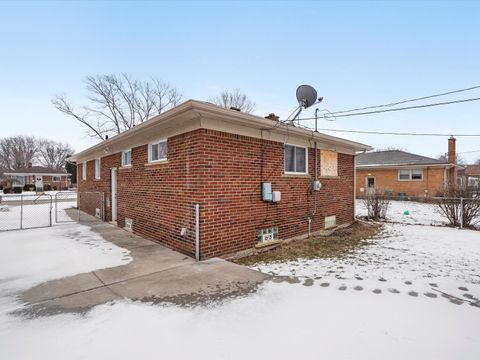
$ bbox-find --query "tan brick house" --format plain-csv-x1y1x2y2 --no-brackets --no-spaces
356,138,460,198
69,100,371,259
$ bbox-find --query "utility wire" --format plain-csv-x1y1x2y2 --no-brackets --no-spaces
291,97,480,121
329,85,480,114
458,149,480,154
302,127,480,137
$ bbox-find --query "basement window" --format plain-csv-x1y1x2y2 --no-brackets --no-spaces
122,149,132,166
399,169,423,181
148,139,167,162
95,158,101,180
284,144,307,174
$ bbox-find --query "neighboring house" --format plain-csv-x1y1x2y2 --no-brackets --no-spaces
458,165,480,187
3,166,71,192
356,137,460,198
69,100,371,259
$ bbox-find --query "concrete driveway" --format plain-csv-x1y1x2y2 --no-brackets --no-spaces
21,220,269,316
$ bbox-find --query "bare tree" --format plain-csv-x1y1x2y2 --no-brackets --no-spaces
0,136,38,170
52,74,182,141
209,89,256,113
437,153,465,164
38,140,74,170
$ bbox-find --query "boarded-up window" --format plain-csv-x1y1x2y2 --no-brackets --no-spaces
320,150,338,176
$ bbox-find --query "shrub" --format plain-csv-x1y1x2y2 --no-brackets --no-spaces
44,184,52,191
363,189,390,221
3,188,12,194
23,184,36,191
13,187,23,194
436,185,480,228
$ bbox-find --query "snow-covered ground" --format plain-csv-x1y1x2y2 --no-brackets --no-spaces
356,199,450,226
0,196,77,230
0,222,479,359
0,190,77,202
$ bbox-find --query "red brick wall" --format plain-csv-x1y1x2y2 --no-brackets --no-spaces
78,128,355,258
197,129,354,257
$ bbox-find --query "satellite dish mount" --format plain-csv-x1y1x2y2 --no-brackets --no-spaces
290,85,323,125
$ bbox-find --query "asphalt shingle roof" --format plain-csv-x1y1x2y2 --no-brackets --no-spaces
356,150,447,167
4,166,68,174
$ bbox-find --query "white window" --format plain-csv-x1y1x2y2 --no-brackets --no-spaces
122,149,132,166
284,144,307,174
82,161,87,181
148,140,167,162
95,158,101,179
398,169,423,181
52,176,61,181
320,150,338,177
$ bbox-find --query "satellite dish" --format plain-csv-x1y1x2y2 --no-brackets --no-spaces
296,85,318,108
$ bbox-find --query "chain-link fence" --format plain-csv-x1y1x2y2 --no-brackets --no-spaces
0,194,53,231
0,191,104,231
76,192,105,222
356,196,480,229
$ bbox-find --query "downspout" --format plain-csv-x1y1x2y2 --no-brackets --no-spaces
195,204,200,261
354,149,366,218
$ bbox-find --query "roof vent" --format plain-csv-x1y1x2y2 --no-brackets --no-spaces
230,106,241,112
265,113,279,121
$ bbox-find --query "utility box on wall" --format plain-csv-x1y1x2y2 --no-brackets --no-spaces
262,182,272,201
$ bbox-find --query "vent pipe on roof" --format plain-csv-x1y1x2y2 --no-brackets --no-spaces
230,106,241,112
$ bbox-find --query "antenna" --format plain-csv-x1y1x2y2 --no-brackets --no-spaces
289,85,323,125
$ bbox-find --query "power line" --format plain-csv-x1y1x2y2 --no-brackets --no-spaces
330,85,480,114
301,127,480,137
458,149,480,154
291,97,480,120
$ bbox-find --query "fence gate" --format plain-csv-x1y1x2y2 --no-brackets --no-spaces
0,194,52,231
55,192,79,223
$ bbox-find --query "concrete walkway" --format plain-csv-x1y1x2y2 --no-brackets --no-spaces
20,220,269,316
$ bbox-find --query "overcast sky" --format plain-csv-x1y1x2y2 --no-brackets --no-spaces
1,1,479,162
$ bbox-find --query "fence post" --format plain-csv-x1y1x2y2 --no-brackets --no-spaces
20,195,23,230
101,192,105,221
49,195,52,227
459,197,464,229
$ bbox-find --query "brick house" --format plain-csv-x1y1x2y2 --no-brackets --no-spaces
69,100,371,259
3,166,71,192
356,137,460,198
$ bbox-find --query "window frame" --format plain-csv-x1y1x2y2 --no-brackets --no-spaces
148,139,168,163
284,144,308,175
121,149,132,167
52,175,61,181
398,168,423,181
94,158,101,180
82,161,87,181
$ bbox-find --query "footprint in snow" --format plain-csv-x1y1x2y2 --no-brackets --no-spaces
372,289,382,294
388,288,400,294
404,281,413,285
408,291,419,297
319,282,330,287
338,285,347,291
302,279,314,287
424,292,438,298
353,286,363,291
458,286,469,291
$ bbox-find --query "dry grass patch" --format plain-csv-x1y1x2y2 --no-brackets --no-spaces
235,221,382,265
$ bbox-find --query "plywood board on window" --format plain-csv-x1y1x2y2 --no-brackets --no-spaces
321,150,338,176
